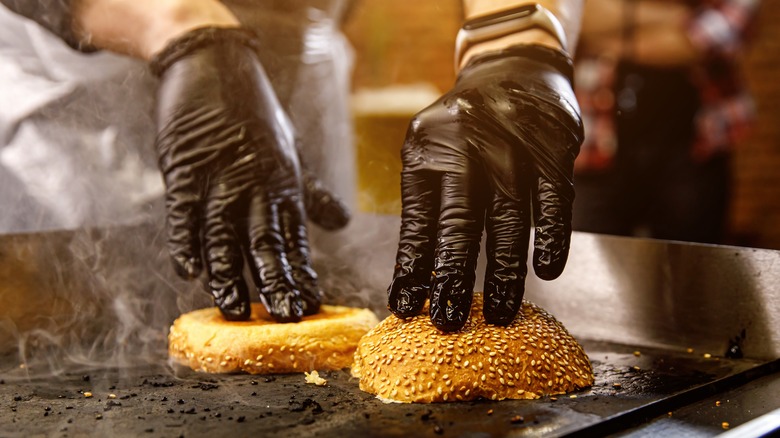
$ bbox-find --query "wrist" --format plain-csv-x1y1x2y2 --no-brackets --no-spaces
461,44,574,85
145,1,240,59
454,4,569,72
150,27,259,77
459,29,561,71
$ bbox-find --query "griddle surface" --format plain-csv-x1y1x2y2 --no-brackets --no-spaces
0,340,773,437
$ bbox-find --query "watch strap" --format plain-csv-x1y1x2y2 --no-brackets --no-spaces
454,4,568,70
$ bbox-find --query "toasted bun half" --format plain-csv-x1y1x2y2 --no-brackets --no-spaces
169,303,379,374
351,293,593,402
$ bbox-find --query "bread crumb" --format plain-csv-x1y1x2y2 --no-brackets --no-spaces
304,370,327,386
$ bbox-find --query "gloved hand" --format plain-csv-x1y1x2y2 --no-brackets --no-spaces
152,27,347,322
387,45,583,332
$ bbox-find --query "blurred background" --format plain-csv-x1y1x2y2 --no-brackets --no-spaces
344,0,780,250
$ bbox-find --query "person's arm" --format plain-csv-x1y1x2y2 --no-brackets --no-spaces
0,0,238,56
71,0,238,59
459,0,583,68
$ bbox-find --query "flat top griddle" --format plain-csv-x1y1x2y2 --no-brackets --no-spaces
3,224,780,437
2,339,778,438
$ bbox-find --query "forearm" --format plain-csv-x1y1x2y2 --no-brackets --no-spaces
72,0,239,60
460,0,583,68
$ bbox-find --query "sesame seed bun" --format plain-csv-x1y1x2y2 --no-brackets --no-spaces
169,303,379,374
351,293,593,402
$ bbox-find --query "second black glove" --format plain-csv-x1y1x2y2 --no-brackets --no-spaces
388,45,583,332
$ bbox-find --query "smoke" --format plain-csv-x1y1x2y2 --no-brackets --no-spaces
0,223,208,381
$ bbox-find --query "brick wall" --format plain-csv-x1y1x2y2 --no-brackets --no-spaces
731,1,780,249
344,0,780,250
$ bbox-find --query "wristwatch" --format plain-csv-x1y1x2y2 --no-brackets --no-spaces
454,4,568,69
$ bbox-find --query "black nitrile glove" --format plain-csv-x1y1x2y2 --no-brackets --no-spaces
152,27,346,322
388,45,583,332
302,170,350,231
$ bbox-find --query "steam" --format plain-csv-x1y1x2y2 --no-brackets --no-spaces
0,223,208,381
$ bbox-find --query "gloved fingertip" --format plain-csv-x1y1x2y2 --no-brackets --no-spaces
171,254,202,280
299,286,323,316
260,291,304,323
271,311,302,324
429,284,472,333
387,278,427,319
219,303,251,321
532,248,567,280
483,280,524,326
314,199,351,231
430,308,469,333
212,282,251,321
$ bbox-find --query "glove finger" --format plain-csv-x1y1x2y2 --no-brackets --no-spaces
430,170,485,332
532,174,573,280
483,188,531,326
244,191,303,323
388,170,440,319
163,171,204,280
281,197,322,316
203,194,251,321
302,171,350,231
156,105,231,281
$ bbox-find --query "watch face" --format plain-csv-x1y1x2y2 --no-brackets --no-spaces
463,4,537,30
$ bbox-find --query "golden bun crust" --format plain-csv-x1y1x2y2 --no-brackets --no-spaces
169,303,379,374
352,294,593,403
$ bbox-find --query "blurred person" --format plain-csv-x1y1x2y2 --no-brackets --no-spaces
572,0,759,244
0,0,586,331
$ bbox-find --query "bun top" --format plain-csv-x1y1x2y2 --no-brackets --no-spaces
352,293,593,403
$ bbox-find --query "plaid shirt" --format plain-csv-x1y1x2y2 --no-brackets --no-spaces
575,0,760,172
